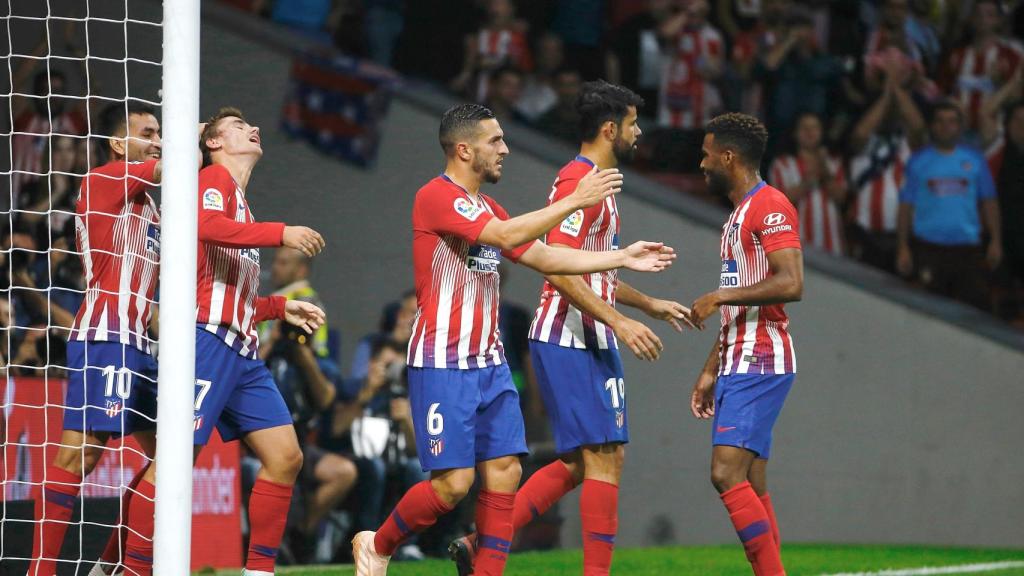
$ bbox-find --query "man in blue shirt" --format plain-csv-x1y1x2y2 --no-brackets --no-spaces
897,100,1003,310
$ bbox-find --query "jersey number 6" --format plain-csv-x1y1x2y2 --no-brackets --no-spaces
427,402,444,435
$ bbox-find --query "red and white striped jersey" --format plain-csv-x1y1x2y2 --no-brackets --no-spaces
947,39,1023,132
530,156,620,349
718,182,801,376
11,110,86,202
408,175,534,369
70,160,160,353
849,134,911,232
659,24,723,129
196,164,287,359
769,154,845,255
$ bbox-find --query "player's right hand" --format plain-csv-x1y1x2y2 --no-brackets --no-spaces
571,166,623,208
612,316,663,361
690,371,716,419
283,226,326,257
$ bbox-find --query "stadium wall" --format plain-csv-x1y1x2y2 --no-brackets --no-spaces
197,17,1024,549
7,1,1021,550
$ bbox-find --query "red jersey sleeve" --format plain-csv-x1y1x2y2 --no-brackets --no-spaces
543,175,602,250
254,295,287,322
124,159,159,198
753,189,802,253
485,196,535,262
415,181,496,245
197,165,285,248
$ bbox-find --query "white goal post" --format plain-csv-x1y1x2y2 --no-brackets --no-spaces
154,0,199,574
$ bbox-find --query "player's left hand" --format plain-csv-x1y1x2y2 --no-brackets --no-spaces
621,241,676,272
690,370,716,419
690,290,722,326
284,300,325,334
987,240,1003,270
645,299,701,332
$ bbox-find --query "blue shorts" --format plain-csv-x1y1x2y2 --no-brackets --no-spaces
63,341,158,437
193,328,292,445
407,365,527,472
529,340,629,454
712,373,794,459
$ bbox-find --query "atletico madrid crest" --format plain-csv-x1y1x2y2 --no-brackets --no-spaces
105,400,122,418
193,415,204,431
429,437,444,457
615,410,625,429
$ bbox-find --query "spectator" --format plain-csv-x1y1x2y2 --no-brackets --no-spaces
484,66,526,122
11,70,87,203
896,100,1001,310
349,290,416,380
320,339,427,560
657,0,724,131
606,0,680,118
847,67,926,272
516,33,564,122
728,0,791,116
364,0,405,66
535,68,584,142
549,0,606,80
714,0,763,41
942,0,1024,136
265,248,331,358
986,100,1024,313
263,320,358,563
450,0,532,101
769,112,848,256
863,0,938,98
17,135,80,238
755,6,843,152
270,0,345,43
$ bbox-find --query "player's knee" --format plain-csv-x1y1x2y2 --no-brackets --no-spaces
53,444,103,477
432,468,475,504
271,445,304,481
709,461,744,493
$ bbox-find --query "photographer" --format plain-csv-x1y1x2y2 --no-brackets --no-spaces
320,338,427,561
263,318,358,563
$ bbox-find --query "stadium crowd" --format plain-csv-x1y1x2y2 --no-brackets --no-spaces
223,0,1024,322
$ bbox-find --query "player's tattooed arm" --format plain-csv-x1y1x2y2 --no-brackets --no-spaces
616,281,699,331
543,259,663,361
518,240,676,276
476,167,623,250
691,248,803,325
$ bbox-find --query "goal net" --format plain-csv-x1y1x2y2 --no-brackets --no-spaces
1,1,196,574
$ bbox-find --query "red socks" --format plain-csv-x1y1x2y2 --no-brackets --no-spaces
374,480,453,556
99,464,149,567
473,490,515,576
721,481,784,576
580,479,618,576
122,479,156,576
246,478,294,572
28,466,82,575
759,492,781,553
511,460,577,531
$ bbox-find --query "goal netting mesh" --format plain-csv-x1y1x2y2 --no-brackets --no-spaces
2,1,163,573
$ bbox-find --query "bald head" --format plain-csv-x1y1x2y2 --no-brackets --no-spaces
271,247,310,289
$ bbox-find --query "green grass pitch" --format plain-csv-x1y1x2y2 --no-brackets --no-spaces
208,544,1024,575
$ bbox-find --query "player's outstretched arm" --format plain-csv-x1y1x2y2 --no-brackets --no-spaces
518,240,676,276
542,262,664,361
616,281,700,331
690,248,803,326
476,167,623,250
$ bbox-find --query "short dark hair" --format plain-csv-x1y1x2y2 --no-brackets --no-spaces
576,80,644,142
929,99,963,123
99,101,158,138
439,103,495,156
704,113,768,166
200,106,246,166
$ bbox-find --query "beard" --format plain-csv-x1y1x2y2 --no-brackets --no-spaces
612,136,638,163
473,155,502,183
705,168,732,197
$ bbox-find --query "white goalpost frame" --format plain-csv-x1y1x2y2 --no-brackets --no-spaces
154,0,200,573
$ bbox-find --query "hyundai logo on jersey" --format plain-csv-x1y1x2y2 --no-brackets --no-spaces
763,212,787,226
720,259,739,287
467,244,501,273
146,223,160,254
